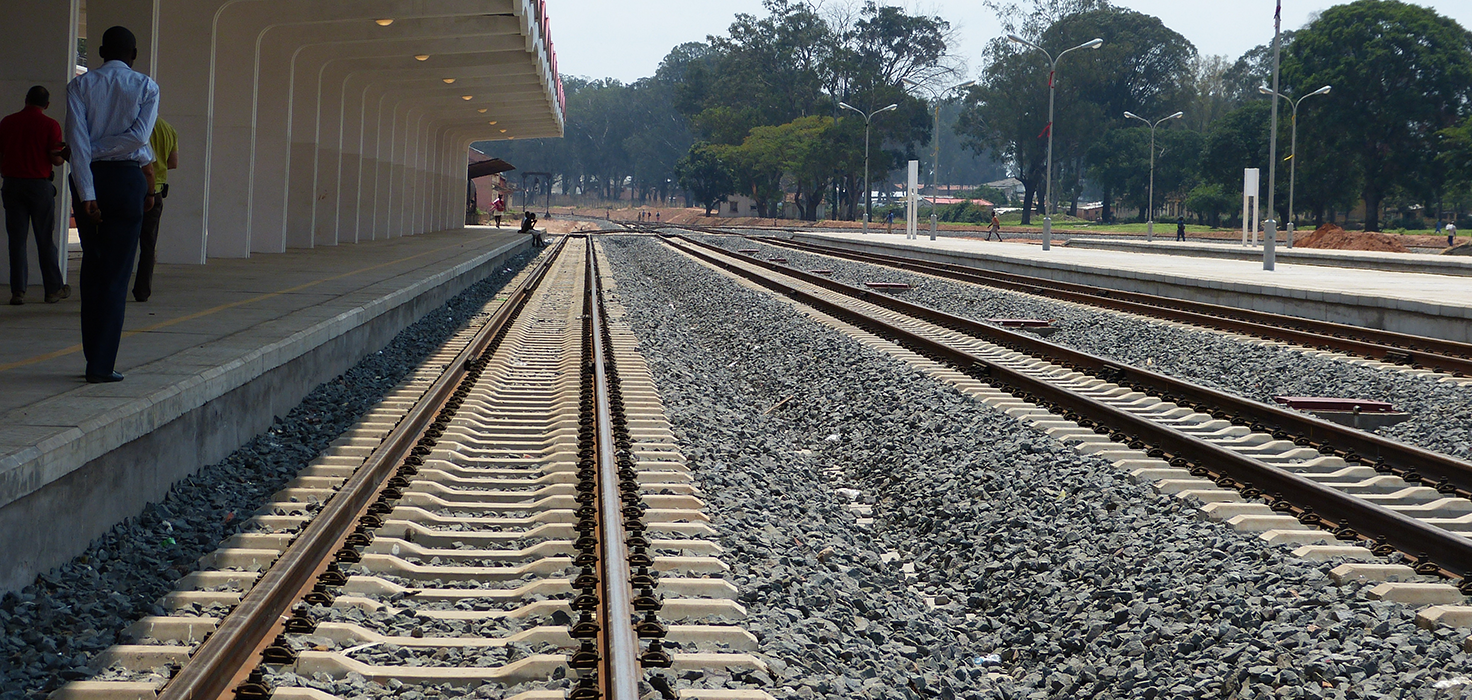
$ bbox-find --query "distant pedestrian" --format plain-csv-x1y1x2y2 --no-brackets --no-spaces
1449,221,1458,248
1176,215,1186,241
66,26,159,383
655,211,660,223
132,117,176,303
886,209,895,234
491,196,505,228
985,211,1002,241
1,86,70,306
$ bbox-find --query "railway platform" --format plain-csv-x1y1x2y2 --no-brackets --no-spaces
789,230,1472,344
1061,236,1472,275
0,228,532,592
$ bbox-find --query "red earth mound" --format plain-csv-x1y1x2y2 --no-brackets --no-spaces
1294,223,1409,253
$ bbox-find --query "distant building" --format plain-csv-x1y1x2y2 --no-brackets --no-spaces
468,147,511,216
931,197,993,207
985,177,1026,199
716,195,757,218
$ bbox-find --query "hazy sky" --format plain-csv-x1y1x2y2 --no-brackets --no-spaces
547,1,1472,83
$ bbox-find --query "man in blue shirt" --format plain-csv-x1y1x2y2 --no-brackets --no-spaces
65,26,159,383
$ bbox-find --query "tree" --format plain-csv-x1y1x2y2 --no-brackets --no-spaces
676,144,736,216
956,49,1049,223
959,5,1197,224
1198,101,1271,218
1221,33,1295,106
1185,54,1238,133
1283,0,1472,231
1185,183,1233,226
1084,126,1147,222
1441,115,1472,192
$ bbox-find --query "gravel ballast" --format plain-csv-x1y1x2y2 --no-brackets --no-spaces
692,233,1472,463
601,235,1471,700
0,250,539,700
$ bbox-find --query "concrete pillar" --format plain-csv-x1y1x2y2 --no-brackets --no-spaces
0,0,77,290
153,0,233,262
314,48,526,242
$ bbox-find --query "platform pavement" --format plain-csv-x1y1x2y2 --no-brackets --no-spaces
1059,236,1472,276
0,227,533,592
788,230,1472,345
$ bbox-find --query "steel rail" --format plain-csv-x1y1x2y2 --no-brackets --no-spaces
662,235,1472,579
673,233,1472,500
747,234,1472,376
588,240,641,700
157,236,571,700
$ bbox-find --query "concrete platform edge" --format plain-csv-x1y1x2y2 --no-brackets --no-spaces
790,233,1472,343
0,236,533,593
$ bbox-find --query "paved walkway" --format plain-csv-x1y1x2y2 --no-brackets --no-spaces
1056,236,1472,276
0,227,530,492
796,231,1472,316
1,229,529,414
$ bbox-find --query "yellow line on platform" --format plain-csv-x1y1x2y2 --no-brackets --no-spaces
0,235,501,374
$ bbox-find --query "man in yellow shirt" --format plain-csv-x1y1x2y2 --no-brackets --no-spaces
133,117,176,302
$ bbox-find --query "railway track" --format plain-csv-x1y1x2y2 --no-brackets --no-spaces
58,236,770,700
658,233,1472,598
689,227,1472,381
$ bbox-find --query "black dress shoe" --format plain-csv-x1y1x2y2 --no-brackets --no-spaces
85,371,125,384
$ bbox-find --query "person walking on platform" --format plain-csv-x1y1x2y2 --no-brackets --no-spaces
1449,221,1458,248
1,86,70,306
1176,215,1186,242
985,211,1002,241
133,117,176,302
66,26,159,383
491,195,505,228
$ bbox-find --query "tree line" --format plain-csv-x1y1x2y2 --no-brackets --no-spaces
479,0,1472,232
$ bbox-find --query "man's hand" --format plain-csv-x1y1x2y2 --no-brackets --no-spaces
83,201,101,223
144,193,156,213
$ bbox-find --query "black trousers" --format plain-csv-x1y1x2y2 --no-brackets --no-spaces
71,162,145,377
134,195,163,300
2,177,63,297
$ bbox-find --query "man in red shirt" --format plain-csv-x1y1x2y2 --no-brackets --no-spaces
0,86,69,305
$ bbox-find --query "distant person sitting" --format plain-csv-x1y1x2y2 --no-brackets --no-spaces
1176,215,1186,241
519,209,543,247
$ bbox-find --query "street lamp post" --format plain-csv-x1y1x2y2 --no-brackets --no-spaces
1260,84,1331,248
839,102,899,234
903,79,976,241
1123,110,1184,243
1009,34,1103,251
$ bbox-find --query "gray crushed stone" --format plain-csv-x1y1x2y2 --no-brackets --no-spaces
0,251,539,700
694,233,1472,464
599,234,1472,700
